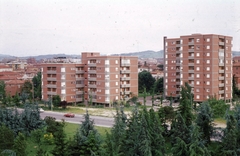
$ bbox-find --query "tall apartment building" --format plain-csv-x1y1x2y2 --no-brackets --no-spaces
41,52,138,106
164,34,232,103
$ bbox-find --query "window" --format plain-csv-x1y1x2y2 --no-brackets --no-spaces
196,74,200,78
105,60,109,65
116,67,118,71
206,45,210,49
206,95,209,99
196,67,200,71
116,74,118,78
206,81,210,85
206,67,210,71
206,74,210,78
206,53,210,56
115,60,118,64
196,53,200,57
196,60,200,64
196,88,200,92
61,67,65,72
116,82,118,86
196,81,200,85
116,89,118,93
196,38,200,42
115,96,118,100
105,89,109,94
206,60,210,64
206,38,210,42
196,95,200,99
206,89,210,92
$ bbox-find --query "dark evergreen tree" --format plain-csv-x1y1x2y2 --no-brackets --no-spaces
52,95,61,107
0,125,14,153
13,133,27,156
51,120,68,156
196,102,214,143
68,110,101,155
171,137,188,156
105,106,127,156
138,70,155,92
220,114,238,156
234,105,240,154
32,72,42,100
13,92,20,106
0,80,6,104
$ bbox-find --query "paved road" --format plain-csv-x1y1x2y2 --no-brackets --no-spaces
40,111,114,128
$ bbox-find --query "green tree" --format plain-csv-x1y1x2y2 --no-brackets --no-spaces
0,80,6,104
52,95,61,107
208,97,229,118
143,87,147,106
68,110,102,155
21,81,33,100
234,105,240,154
32,72,42,100
6,94,12,106
138,70,155,93
196,102,214,143
51,120,68,156
171,137,188,156
31,129,49,156
105,106,127,156
13,133,27,156
154,77,164,94
0,125,14,153
13,92,20,106
220,114,238,156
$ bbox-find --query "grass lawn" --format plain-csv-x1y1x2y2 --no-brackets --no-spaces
26,123,111,155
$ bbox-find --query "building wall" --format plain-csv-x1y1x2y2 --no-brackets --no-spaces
164,34,232,102
42,52,138,106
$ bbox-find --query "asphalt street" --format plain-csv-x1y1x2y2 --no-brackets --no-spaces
40,111,114,127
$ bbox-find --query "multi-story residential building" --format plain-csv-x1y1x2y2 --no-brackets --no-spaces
232,56,240,89
41,52,138,106
164,34,232,103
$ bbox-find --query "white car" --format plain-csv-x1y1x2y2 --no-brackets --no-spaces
39,108,44,113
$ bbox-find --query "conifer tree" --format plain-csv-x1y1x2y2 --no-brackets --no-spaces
234,105,240,154
171,137,188,156
69,110,101,155
220,114,238,156
105,106,127,156
0,125,15,153
13,133,27,156
196,102,214,143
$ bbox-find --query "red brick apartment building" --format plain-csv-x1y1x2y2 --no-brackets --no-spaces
233,56,240,88
164,34,232,103
41,52,138,106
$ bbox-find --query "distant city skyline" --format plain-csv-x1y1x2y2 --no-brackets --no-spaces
1,0,240,57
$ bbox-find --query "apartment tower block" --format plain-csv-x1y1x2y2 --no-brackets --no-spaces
41,52,138,106
164,34,232,103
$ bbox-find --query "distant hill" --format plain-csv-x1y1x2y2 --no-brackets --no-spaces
1,50,240,61
112,50,164,58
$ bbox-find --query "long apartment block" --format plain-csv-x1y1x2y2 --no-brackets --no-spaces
41,52,138,106
164,34,232,103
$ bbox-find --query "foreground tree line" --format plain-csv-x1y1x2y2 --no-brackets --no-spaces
1,83,240,155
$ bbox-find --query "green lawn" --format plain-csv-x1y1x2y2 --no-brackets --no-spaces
26,123,111,155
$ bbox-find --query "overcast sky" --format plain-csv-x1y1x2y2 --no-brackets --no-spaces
0,0,240,57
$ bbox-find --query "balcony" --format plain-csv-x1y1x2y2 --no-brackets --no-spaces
176,81,180,85
219,63,224,66
76,77,84,80
121,84,130,88
88,84,97,88
47,70,56,74
47,91,57,95
176,75,180,79
176,44,181,47
219,83,224,87
76,91,83,95
76,84,84,87
188,56,194,59
121,63,130,67
188,49,194,52
121,70,130,74
76,70,84,74
219,70,224,73
76,98,83,102
219,77,224,80
189,84,194,87
188,63,194,66
176,63,181,66
219,42,224,46
88,77,96,81
121,91,131,95
189,70,194,73
219,97,224,100
47,84,57,88
88,63,96,67
121,77,130,80
188,77,194,80
188,41,194,45
47,77,56,81
176,50,181,54
219,90,224,94
88,70,96,74
176,88,181,91
219,49,224,53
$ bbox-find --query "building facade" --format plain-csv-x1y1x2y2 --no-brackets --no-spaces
41,52,138,106
164,34,232,103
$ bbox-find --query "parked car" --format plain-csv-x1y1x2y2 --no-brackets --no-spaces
39,108,44,113
64,113,75,118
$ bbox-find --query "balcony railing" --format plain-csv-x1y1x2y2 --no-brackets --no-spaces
219,70,224,73
219,63,224,66
88,63,96,67
121,77,130,80
88,77,96,81
188,63,194,66
76,98,83,102
88,84,97,88
188,49,194,52
47,84,57,88
188,56,194,59
47,70,56,74
88,70,96,74
47,77,56,81
47,91,57,95
219,77,224,80
176,50,181,54
188,70,194,73
76,70,84,74
176,81,181,85
188,41,194,45
219,42,224,46
121,70,130,74
76,91,83,95
219,83,224,87
219,90,224,94
76,77,84,80
76,84,84,87
121,63,130,66
121,84,130,88
188,77,194,80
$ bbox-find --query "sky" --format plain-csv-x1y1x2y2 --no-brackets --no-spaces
0,0,240,57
